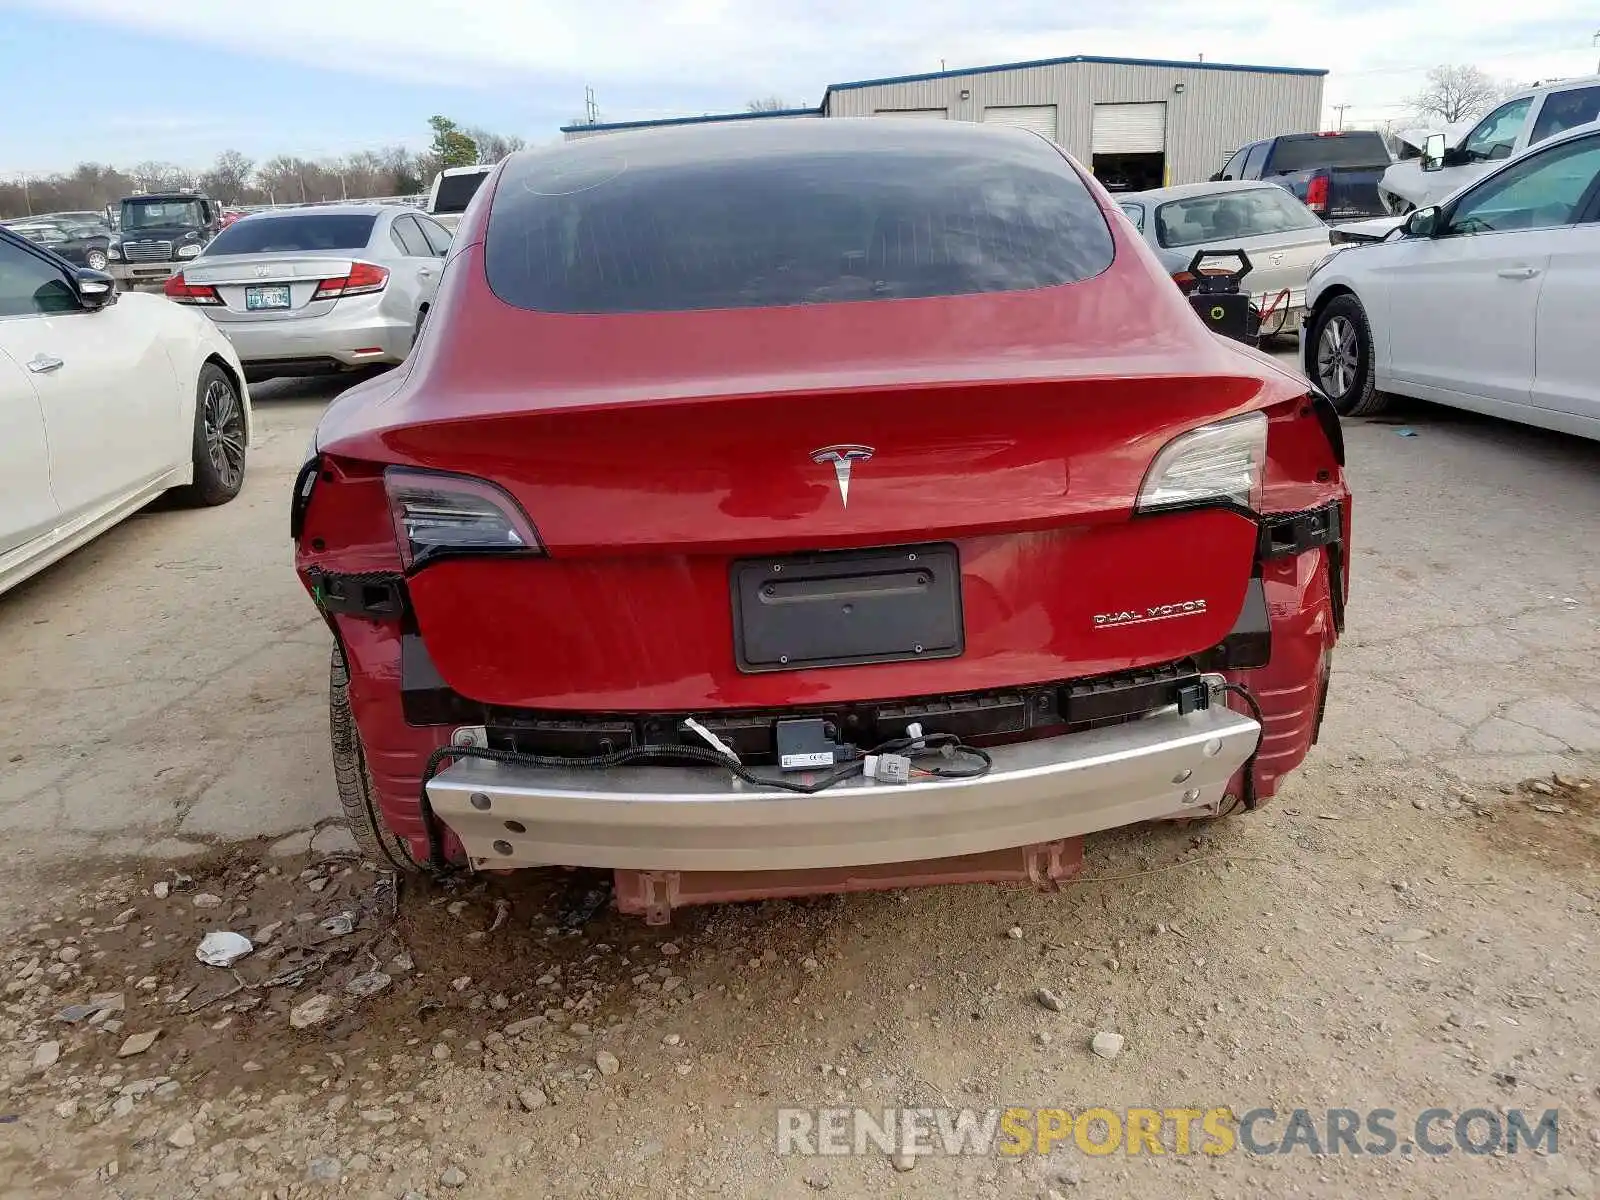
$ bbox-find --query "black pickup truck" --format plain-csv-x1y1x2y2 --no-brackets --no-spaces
1211,131,1392,221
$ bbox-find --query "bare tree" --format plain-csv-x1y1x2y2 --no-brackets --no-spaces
461,127,525,163
746,96,792,112
1411,65,1509,124
199,150,256,204
131,161,191,193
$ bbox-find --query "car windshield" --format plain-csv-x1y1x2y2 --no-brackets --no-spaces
121,199,207,230
1267,133,1391,172
433,171,489,214
1155,188,1325,248
486,122,1114,313
205,213,377,255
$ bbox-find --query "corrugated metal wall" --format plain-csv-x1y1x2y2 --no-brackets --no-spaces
826,62,1324,184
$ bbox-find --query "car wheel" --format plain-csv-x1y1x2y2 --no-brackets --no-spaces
85,248,108,271
1310,295,1389,417
330,645,424,872
175,363,248,505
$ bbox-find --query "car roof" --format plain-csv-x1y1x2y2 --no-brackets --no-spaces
235,203,399,220
1510,73,1600,100
1118,180,1295,205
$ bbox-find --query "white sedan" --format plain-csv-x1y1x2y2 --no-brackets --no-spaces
1,226,251,597
1304,122,1600,440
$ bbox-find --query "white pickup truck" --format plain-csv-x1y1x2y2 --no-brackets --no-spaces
1379,75,1600,214
424,165,494,232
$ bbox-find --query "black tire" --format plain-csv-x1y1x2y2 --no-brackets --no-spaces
1308,294,1390,417
174,362,247,506
330,645,423,872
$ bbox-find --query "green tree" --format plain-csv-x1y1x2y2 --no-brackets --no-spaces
428,116,479,169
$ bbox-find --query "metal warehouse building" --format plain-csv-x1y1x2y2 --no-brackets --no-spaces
563,54,1326,187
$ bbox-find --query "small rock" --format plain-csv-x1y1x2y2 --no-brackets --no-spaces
32,1041,61,1071
1035,1031,1053,1047
803,1170,832,1190
440,1165,468,1188
306,877,329,893
1007,926,1024,940
489,993,509,1011
1054,1161,1084,1186
254,921,284,946
306,1157,341,1182
166,1122,196,1149
152,882,170,899
57,946,81,964
1529,780,1555,796
891,1150,916,1172
346,1153,370,1172
595,1050,620,1076
117,1031,159,1057
432,1043,451,1061
53,1098,78,1119
191,893,223,909
346,971,391,998
518,1086,549,1111
660,942,680,956
451,975,472,992
801,957,820,973
289,995,335,1029
1411,797,1428,811
1090,1031,1124,1060
319,912,356,936
1035,987,1065,1013
360,1108,398,1123
241,1060,264,1072
662,1033,682,1047
1532,804,1566,815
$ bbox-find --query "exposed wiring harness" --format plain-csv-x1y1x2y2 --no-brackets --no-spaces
416,731,993,873
1220,681,1265,811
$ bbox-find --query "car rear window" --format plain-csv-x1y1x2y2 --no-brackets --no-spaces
484,121,1114,313
433,171,489,214
1155,187,1325,248
205,213,377,255
1267,133,1391,173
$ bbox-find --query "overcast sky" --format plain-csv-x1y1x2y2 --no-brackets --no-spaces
1,0,1596,171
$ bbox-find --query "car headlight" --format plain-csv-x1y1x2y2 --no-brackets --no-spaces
1307,246,1352,281
177,244,202,258
107,245,123,260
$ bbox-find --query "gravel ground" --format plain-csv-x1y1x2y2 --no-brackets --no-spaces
1,369,1597,1199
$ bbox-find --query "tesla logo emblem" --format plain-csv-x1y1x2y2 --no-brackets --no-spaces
254,266,269,277
810,444,875,508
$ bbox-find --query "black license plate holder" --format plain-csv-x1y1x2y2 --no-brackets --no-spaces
731,543,963,673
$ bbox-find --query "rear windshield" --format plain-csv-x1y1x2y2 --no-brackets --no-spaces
1155,187,1324,248
433,171,489,214
205,213,377,255
485,121,1114,313
1266,133,1391,173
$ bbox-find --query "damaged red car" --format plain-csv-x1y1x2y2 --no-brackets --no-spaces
293,120,1350,923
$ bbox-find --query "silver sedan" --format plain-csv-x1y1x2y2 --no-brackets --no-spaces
1116,180,1332,336
162,204,451,382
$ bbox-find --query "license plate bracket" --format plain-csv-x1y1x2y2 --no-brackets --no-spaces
245,284,291,310
731,543,963,673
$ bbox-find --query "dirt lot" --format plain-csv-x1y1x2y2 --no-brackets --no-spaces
1,371,1597,1199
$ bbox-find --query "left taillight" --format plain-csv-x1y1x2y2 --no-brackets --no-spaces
315,262,389,299
164,273,221,305
1136,412,1267,515
383,467,543,569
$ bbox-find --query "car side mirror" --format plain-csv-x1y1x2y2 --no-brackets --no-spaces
1404,206,1442,238
1421,133,1447,172
74,267,117,310
1209,171,1225,182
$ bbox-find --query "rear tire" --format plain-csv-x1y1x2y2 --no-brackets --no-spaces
85,248,109,271
330,646,423,872
174,362,247,506
1309,294,1389,417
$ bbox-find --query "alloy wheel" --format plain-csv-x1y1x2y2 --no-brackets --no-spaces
1316,315,1359,398
202,378,246,489
86,249,108,271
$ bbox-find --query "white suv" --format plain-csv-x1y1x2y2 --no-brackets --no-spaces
1379,75,1600,214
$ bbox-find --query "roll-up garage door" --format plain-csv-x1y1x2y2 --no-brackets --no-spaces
873,109,949,118
1091,103,1167,153
981,105,1058,140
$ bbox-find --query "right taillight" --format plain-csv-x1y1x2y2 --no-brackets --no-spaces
1305,174,1329,214
164,273,221,305
383,468,543,569
1136,412,1267,515
315,262,389,299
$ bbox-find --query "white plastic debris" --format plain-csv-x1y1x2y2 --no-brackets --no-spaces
195,931,254,968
